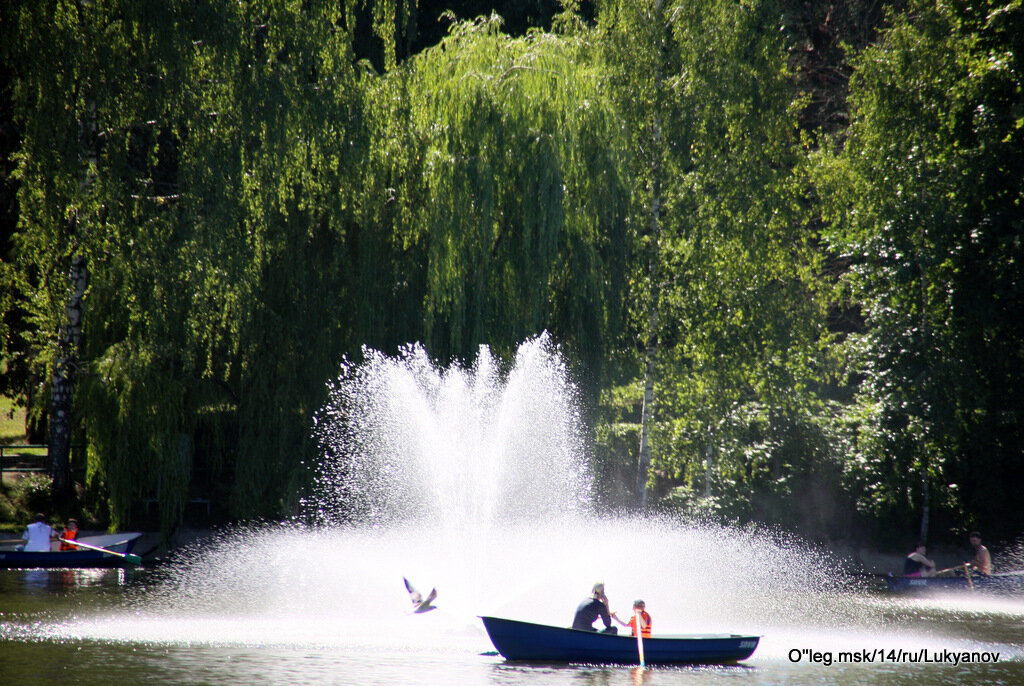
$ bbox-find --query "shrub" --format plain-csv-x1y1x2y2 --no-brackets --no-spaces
9,473,53,521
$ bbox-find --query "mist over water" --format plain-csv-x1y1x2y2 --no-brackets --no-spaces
100,335,861,645
14,334,1024,672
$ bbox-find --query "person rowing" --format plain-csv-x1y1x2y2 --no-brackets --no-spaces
903,542,935,577
966,531,992,576
59,518,79,551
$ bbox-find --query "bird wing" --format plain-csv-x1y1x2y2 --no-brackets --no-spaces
403,577,423,604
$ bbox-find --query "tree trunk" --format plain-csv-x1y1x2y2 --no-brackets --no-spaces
704,435,713,498
50,1,98,507
917,225,930,545
635,0,666,509
636,96,663,509
636,315,656,508
919,466,930,544
49,254,88,504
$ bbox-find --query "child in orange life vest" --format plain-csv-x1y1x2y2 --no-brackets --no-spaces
59,518,79,551
613,599,652,638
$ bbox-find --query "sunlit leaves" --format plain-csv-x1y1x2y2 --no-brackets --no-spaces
359,16,629,370
815,0,1024,541
596,0,825,518
5,0,410,527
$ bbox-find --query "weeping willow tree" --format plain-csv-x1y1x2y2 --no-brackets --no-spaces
5,0,416,529
357,12,630,379
6,0,629,530
5,0,204,524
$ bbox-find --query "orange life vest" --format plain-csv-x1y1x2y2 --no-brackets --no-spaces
59,529,78,551
629,610,652,638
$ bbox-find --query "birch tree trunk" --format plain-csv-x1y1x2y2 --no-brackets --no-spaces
636,50,663,509
49,253,88,503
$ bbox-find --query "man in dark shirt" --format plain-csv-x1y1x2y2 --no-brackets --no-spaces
572,582,616,633
903,542,935,577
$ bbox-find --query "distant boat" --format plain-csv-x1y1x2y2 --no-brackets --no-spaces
0,533,143,569
480,616,759,665
885,571,1024,593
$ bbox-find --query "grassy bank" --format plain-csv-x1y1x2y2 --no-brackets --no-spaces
1,396,27,444
1,395,51,531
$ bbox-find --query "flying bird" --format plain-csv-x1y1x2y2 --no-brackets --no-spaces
403,577,437,613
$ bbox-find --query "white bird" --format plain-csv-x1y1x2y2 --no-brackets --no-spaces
403,577,438,613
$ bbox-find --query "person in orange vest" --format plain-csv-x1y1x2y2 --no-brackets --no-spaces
613,599,652,637
59,518,79,551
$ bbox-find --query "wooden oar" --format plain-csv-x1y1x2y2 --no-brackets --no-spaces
932,565,965,577
635,610,646,668
67,538,142,565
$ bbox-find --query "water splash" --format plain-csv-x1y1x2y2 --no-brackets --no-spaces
123,334,863,641
307,333,590,530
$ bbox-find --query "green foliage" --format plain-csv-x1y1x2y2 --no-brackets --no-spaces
596,0,838,529
0,492,16,524
0,397,25,443
2,0,1021,547
816,0,1024,542
4,0,416,530
3,0,629,531
5,474,54,521
359,14,629,375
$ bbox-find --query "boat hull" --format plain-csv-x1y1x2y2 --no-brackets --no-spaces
886,572,1024,593
480,616,759,665
0,533,142,569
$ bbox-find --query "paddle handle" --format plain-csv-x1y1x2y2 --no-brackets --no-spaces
635,610,646,668
932,565,963,576
67,538,142,565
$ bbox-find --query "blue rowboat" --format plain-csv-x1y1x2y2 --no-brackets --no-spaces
885,571,1024,593
0,533,142,569
480,616,759,665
